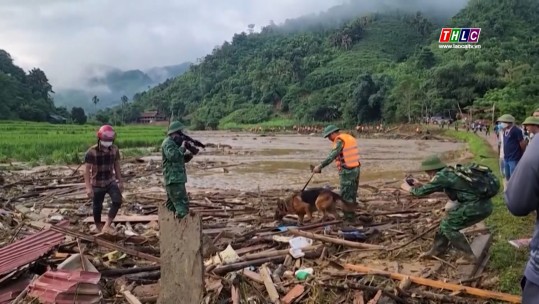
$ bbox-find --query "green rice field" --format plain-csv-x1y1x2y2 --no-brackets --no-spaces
0,121,166,164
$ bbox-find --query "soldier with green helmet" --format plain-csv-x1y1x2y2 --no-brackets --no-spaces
312,125,361,222
401,155,496,263
523,116,539,138
161,121,195,218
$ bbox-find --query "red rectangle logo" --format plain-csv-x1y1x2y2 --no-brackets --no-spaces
439,28,452,43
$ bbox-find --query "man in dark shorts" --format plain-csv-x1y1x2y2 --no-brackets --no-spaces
84,125,123,234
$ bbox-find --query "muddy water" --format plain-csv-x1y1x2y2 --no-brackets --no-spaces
143,131,467,192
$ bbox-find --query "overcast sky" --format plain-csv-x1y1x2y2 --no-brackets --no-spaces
0,0,343,89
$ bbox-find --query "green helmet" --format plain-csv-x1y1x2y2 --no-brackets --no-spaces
322,124,340,138
497,114,515,123
523,116,539,126
167,121,185,135
420,155,446,171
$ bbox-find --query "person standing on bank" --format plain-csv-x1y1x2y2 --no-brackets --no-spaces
84,125,123,234
523,116,539,138
498,114,527,180
312,125,360,222
162,121,195,219
505,123,539,303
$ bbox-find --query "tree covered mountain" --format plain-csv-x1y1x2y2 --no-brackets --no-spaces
133,0,539,129
0,50,62,121
53,62,191,113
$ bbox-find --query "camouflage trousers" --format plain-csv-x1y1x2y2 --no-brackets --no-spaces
165,183,190,218
439,200,493,246
339,167,360,220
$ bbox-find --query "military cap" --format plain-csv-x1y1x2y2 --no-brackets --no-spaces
322,124,340,138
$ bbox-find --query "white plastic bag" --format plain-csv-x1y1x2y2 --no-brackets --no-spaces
444,200,460,212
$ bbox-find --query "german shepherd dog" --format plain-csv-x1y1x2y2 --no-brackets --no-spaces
274,188,354,225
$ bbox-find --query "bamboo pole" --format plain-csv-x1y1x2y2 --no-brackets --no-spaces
343,263,521,303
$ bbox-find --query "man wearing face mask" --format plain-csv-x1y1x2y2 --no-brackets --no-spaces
401,155,497,263
498,114,527,180
84,125,123,234
161,121,195,219
523,116,539,139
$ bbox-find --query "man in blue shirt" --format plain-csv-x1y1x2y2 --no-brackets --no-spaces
498,114,527,180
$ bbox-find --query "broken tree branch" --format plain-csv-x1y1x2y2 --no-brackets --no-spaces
388,219,441,251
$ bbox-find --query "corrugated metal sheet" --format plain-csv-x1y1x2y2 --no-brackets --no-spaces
0,221,67,277
28,269,102,304
0,277,31,304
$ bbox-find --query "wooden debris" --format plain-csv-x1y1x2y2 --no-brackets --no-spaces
352,291,365,304
82,215,158,223
344,263,522,303
260,264,281,304
282,285,305,304
367,290,382,304
288,229,385,250
457,234,492,279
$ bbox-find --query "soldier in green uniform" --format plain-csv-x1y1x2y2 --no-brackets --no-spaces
312,125,361,222
161,121,194,218
401,155,495,263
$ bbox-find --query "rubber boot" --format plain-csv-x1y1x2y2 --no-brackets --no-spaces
420,232,449,259
451,235,478,264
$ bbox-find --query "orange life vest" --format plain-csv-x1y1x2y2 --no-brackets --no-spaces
333,133,360,170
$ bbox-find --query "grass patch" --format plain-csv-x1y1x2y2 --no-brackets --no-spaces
446,130,533,294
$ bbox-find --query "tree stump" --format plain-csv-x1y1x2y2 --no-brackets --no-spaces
158,206,204,304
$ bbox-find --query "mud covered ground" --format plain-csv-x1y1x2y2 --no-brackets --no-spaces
141,131,467,192
0,129,513,304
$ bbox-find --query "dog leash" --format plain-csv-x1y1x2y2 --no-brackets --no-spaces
301,165,316,192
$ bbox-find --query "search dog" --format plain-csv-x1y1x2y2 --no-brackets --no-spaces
274,188,355,225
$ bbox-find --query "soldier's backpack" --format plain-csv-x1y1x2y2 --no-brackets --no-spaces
453,163,501,199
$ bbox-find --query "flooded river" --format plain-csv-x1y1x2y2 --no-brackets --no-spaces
143,131,467,192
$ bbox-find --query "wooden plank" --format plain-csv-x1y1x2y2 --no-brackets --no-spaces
472,254,491,288
158,206,204,304
260,264,281,304
242,269,264,284
344,263,521,303
457,234,492,279
83,215,158,223
122,290,143,304
281,285,305,304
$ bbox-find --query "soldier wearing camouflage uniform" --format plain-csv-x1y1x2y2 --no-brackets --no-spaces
312,125,360,221
404,155,494,263
161,121,194,218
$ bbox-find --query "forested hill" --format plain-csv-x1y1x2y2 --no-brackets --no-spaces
0,50,64,121
134,0,539,130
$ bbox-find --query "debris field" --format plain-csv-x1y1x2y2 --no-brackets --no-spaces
0,132,519,304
